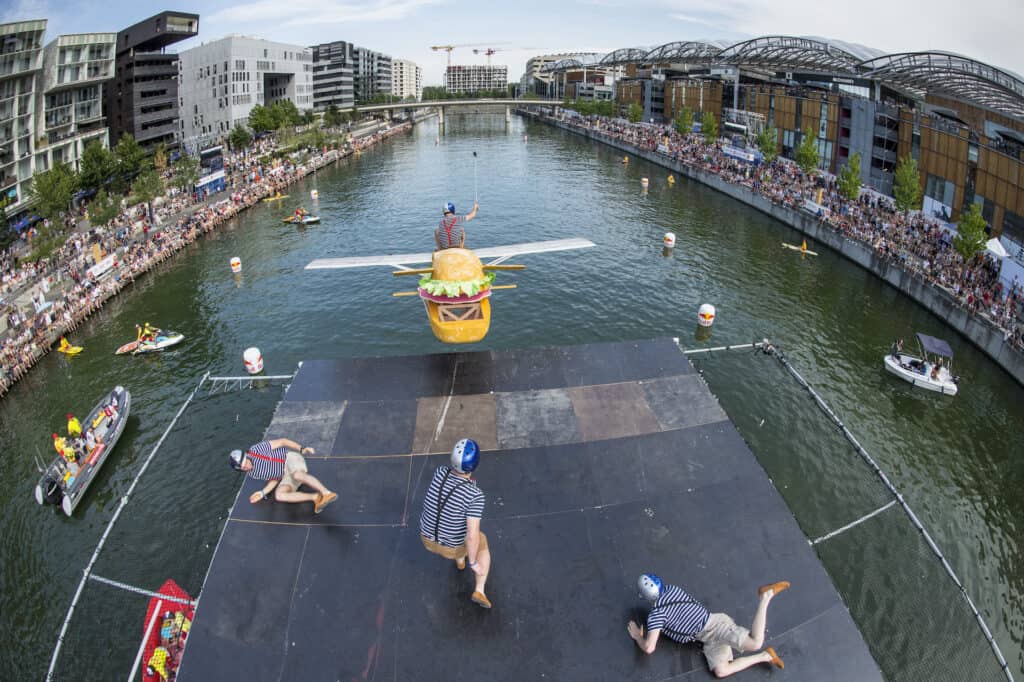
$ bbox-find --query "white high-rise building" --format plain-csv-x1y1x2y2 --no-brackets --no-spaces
178,35,313,151
391,59,421,101
445,65,507,95
1,20,47,218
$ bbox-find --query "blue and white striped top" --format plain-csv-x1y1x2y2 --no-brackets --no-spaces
419,465,485,547
646,584,710,643
246,440,289,481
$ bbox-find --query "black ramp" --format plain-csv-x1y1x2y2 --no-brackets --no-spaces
179,339,881,682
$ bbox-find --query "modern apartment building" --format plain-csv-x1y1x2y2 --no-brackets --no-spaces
351,46,391,103
391,59,421,101
1,19,47,219
35,32,116,175
310,40,354,110
445,64,507,94
178,35,313,152
105,11,199,153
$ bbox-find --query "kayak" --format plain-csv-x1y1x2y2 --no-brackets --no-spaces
116,332,185,355
34,386,131,516
283,215,320,224
262,194,289,202
58,339,83,355
140,579,194,682
781,243,818,256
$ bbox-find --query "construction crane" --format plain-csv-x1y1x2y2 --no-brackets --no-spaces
473,48,499,65
430,44,494,69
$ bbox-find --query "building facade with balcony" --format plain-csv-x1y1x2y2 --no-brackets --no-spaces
178,35,313,152
351,46,391,103
310,40,354,110
445,64,507,94
391,59,421,101
105,11,199,154
34,32,115,178
1,20,47,220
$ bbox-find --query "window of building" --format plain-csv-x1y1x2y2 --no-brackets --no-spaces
925,174,955,207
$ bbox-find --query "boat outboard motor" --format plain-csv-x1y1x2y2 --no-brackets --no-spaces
42,475,64,505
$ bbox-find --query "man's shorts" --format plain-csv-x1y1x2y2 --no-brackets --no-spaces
697,612,750,671
278,451,308,491
420,532,489,560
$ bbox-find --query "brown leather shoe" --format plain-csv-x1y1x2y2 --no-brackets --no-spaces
314,491,337,514
758,580,790,597
765,646,784,669
471,591,492,609
455,557,466,571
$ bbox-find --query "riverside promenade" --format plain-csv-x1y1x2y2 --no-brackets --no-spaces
526,111,1024,387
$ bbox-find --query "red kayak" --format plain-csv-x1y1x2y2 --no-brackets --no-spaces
140,579,194,682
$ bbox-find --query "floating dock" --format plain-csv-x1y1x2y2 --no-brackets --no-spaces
179,338,880,681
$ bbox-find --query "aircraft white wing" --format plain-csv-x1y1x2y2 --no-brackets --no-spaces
305,238,595,270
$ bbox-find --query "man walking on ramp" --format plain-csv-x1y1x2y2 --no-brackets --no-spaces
419,438,492,608
627,573,788,677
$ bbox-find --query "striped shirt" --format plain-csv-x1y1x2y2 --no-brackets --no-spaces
435,215,466,249
419,465,485,546
245,440,289,481
646,584,710,644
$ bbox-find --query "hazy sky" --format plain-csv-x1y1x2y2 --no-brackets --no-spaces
4,0,1021,86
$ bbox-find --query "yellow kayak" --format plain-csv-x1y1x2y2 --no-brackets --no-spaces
263,194,289,202
58,338,83,355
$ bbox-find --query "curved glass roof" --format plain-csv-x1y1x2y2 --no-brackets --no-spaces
539,35,1023,119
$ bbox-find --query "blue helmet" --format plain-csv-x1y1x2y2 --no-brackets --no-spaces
444,201,455,214
638,573,663,601
450,438,480,473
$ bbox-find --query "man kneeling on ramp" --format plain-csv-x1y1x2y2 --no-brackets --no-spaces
628,573,788,677
230,437,337,514
419,438,492,608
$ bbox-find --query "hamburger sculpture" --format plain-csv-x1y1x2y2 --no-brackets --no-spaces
417,249,497,344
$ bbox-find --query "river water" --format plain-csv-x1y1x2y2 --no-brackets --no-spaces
1,114,1021,680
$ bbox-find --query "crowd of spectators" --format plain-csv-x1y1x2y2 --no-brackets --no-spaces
547,111,1024,353
0,120,412,396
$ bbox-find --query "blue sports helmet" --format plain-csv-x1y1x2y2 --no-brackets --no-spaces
444,201,455,214
638,573,663,601
450,438,480,473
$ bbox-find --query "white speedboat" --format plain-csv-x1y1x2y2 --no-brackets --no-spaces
883,333,959,396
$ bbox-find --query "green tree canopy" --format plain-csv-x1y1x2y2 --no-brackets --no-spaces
794,128,820,175
88,188,120,227
953,202,989,262
131,164,164,219
756,126,778,163
114,133,146,182
674,107,693,135
78,140,116,192
248,104,275,134
170,153,200,193
29,161,77,222
838,152,862,201
229,124,253,151
627,102,643,123
701,111,719,144
268,99,303,128
893,155,923,213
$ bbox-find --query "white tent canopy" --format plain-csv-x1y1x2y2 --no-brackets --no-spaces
986,238,1008,258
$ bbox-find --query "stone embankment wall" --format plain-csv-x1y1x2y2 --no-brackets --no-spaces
529,113,1024,386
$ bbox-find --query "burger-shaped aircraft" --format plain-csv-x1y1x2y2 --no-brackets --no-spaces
305,238,594,344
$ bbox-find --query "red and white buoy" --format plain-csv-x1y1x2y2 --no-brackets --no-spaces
230,257,241,273
243,347,263,374
698,304,716,327
663,232,676,248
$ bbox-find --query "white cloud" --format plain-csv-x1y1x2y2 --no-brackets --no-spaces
206,0,446,28
0,0,50,24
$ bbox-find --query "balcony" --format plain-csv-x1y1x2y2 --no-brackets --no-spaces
2,174,17,190
0,58,37,77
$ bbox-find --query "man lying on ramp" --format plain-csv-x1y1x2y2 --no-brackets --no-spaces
230,437,337,514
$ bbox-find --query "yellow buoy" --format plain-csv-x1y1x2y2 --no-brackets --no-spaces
667,174,675,184
622,156,629,164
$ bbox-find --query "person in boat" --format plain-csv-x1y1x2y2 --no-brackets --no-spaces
294,207,307,220
434,201,479,250
628,574,788,677
890,338,903,361
67,413,81,438
229,438,337,513
419,438,493,609
930,357,943,381
52,433,79,468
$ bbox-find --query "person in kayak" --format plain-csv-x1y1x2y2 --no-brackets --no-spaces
435,201,479,250
229,438,338,514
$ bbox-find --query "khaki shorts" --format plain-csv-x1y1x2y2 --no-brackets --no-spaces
278,451,308,491
698,613,750,671
420,532,489,560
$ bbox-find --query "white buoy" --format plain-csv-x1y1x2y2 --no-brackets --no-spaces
311,189,318,200
243,347,263,374
698,303,716,327
641,177,649,187
663,232,676,248
230,257,241,273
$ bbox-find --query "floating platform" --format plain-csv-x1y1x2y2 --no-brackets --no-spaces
179,338,880,681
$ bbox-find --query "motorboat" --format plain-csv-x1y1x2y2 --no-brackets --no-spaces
34,386,131,515
139,579,194,682
116,332,185,355
883,333,959,396
282,214,320,225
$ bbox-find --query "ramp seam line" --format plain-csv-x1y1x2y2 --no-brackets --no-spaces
277,527,311,682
